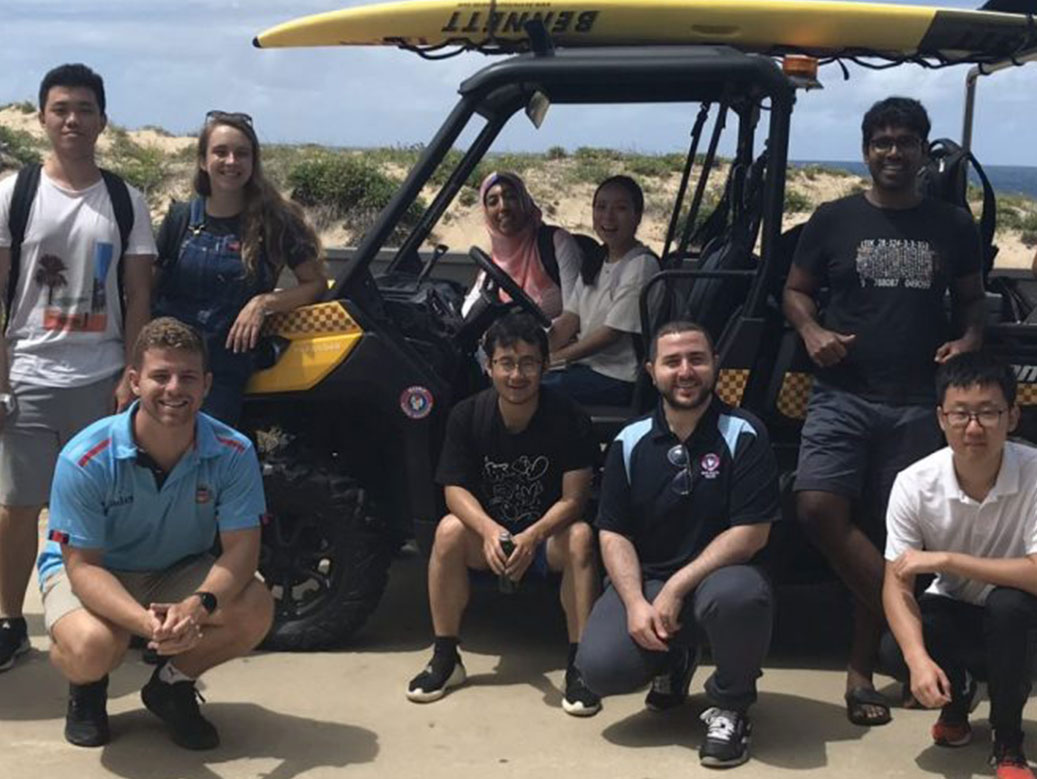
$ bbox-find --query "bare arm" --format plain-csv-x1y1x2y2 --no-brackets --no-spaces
552,325,624,365
252,259,328,316
600,529,647,611
783,264,856,367
892,548,1037,597
116,254,154,409
194,526,262,605
227,259,328,353
0,246,10,417
935,272,985,362
882,563,951,708
548,311,580,353
64,545,159,637
144,527,264,656
601,529,669,651
663,523,770,599
507,467,592,580
444,484,509,575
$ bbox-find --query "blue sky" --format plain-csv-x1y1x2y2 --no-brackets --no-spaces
2,0,1035,165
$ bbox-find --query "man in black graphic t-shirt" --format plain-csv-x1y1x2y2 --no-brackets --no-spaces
783,96,985,728
406,313,601,717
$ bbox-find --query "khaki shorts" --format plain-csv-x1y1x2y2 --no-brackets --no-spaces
42,553,215,634
0,373,119,506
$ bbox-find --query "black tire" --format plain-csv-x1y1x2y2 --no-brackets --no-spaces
258,446,392,650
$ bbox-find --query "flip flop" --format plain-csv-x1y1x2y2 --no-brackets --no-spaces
845,687,892,726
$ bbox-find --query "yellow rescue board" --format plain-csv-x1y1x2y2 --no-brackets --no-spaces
254,0,1035,58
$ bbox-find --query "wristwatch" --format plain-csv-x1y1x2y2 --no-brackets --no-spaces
0,392,14,415
193,591,218,614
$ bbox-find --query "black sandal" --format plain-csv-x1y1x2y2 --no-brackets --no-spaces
845,687,892,726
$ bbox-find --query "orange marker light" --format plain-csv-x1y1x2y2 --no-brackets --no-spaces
782,54,819,80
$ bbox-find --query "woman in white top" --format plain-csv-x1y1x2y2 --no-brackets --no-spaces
463,171,581,319
544,176,659,406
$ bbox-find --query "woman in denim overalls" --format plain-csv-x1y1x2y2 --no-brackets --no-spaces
154,112,326,424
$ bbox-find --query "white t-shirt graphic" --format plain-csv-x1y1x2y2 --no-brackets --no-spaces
0,170,155,387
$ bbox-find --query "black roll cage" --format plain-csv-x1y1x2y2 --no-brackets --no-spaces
330,45,796,324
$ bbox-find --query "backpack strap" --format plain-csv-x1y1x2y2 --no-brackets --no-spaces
5,163,42,330
188,196,206,231
99,169,135,325
964,151,999,276
535,224,561,287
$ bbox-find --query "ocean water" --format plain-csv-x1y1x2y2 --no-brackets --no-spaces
795,160,1037,200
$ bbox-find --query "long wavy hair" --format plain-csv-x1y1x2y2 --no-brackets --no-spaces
193,115,322,277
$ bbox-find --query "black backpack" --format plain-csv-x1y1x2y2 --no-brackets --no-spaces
535,224,603,287
916,138,998,276
4,163,134,331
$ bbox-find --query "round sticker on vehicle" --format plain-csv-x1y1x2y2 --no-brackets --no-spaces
400,386,434,419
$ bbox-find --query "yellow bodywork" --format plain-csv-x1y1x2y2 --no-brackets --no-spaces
253,0,1005,54
246,301,363,395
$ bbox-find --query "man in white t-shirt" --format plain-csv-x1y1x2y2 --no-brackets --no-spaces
880,351,1037,779
0,63,155,672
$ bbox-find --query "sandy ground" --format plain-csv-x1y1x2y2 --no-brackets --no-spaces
3,538,1035,779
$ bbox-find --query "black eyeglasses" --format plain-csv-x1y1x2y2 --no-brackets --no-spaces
868,134,923,154
940,407,1007,429
205,110,253,126
667,444,693,496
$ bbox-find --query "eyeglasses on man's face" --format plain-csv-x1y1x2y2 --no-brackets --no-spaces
940,407,1007,429
492,357,543,376
868,134,924,154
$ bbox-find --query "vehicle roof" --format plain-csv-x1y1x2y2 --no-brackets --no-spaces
458,45,795,108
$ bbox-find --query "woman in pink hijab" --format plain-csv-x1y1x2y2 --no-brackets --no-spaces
468,171,581,320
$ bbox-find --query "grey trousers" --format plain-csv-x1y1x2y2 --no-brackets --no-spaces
576,565,773,711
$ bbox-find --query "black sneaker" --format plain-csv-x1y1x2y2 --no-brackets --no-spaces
0,617,29,672
645,646,697,712
406,651,466,702
65,676,110,747
699,707,752,768
141,667,219,750
562,664,602,717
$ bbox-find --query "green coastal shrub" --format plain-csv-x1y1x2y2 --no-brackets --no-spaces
0,125,42,167
107,130,169,197
784,189,813,213
288,152,425,242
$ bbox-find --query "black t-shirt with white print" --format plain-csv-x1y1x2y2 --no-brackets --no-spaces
435,386,596,531
792,193,982,404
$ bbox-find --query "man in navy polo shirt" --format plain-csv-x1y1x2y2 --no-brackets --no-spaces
36,317,273,750
576,320,779,769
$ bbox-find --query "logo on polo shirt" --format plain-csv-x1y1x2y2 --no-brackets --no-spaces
196,486,212,504
700,453,721,479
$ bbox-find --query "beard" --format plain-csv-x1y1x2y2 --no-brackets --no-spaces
662,380,714,411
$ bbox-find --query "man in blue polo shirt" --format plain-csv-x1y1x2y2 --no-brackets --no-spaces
576,320,779,769
36,316,273,750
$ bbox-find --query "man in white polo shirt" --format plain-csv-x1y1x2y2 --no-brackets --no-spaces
880,351,1037,779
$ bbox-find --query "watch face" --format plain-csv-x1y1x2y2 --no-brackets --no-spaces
196,591,217,613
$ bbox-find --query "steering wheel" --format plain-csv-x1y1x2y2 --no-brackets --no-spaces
468,246,551,328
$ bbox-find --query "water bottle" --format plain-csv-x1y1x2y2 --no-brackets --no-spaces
498,531,517,594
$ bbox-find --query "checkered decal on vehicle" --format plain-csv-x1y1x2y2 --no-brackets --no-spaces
777,372,813,420
716,369,749,407
1017,382,1037,406
261,302,360,338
